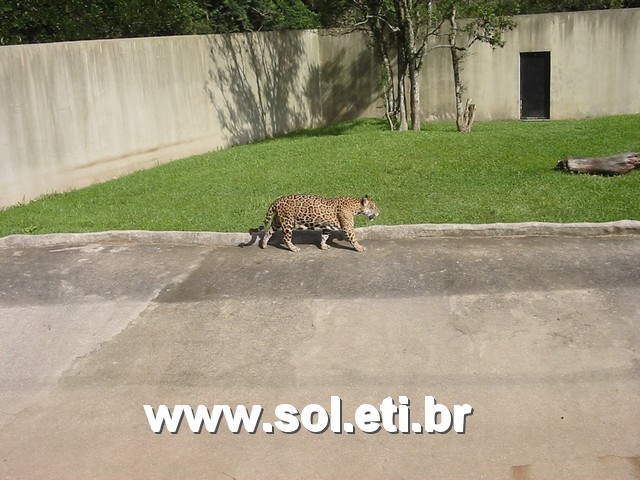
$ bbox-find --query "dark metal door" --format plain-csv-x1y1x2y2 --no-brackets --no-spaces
520,52,550,119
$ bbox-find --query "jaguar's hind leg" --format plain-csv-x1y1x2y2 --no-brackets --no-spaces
259,227,274,249
320,229,331,250
259,217,280,248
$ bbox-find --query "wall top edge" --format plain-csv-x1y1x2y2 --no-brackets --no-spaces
2,7,639,50
0,29,321,50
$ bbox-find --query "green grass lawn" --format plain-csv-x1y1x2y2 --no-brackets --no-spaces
1,115,639,237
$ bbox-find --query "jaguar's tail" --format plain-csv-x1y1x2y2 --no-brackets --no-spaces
249,201,276,234
240,201,277,248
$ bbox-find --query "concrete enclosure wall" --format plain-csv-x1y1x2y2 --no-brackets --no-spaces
0,31,323,207
1,9,638,207
433,8,640,121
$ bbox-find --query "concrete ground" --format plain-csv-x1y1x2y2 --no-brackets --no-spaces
1,225,639,479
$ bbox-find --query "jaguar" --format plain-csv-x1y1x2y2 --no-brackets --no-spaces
251,194,380,252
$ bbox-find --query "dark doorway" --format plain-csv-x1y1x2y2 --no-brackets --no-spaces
520,52,550,119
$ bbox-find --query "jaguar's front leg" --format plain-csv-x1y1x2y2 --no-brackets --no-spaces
282,225,300,252
351,241,366,252
340,218,365,252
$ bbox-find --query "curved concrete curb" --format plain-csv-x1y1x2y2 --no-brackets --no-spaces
357,220,640,240
1,220,640,249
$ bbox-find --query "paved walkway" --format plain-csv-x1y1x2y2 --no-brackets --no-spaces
1,228,639,479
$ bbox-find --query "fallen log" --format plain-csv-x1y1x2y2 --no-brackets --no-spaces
556,152,640,175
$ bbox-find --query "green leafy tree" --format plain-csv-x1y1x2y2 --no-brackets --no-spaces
2,0,210,45
0,0,320,44
337,0,439,131
432,0,517,132
518,0,640,13
205,0,319,33
329,0,516,132
105,0,211,38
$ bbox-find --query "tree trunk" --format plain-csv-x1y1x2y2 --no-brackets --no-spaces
380,43,397,130
410,63,420,131
459,98,476,133
370,19,397,130
395,1,409,131
398,73,408,131
556,152,640,175
449,7,466,133
403,0,420,131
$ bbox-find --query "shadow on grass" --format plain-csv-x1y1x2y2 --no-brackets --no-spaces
284,118,389,138
285,116,463,138
265,117,461,142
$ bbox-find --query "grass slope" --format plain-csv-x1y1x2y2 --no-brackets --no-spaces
1,115,639,236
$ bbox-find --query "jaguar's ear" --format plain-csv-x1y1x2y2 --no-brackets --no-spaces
361,195,369,205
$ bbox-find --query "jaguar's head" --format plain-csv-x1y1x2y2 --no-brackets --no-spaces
360,195,380,220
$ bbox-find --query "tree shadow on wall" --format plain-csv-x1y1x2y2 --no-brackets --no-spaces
279,45,383,139
205,31,322,147
318,43,380,128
